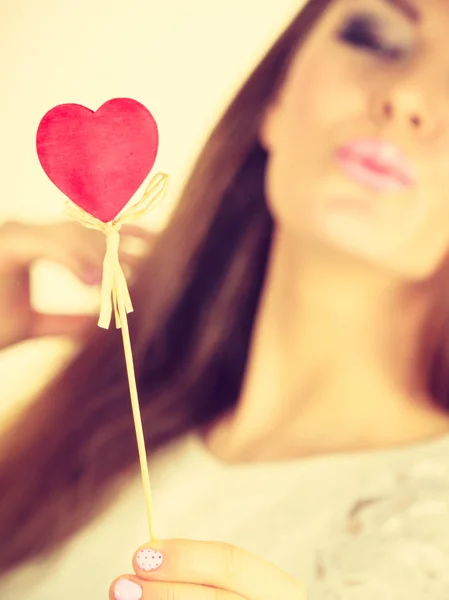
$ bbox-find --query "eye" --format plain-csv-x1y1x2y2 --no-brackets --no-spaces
337,14,404,60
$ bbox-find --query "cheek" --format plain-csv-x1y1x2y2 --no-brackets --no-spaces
262,39,449,281
268,47,370,197
265,54,364,229
405,151,449,277
285,52,365,140
406,195,449,278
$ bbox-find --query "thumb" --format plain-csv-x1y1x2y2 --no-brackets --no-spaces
30,312,98,340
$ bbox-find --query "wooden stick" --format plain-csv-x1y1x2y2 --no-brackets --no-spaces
62,174,170,541
117,298,157,542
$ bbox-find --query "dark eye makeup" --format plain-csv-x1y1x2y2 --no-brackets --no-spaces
338,14,405,60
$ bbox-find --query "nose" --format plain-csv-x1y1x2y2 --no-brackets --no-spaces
370,65,443,139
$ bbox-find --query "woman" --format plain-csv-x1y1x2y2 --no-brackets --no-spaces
1,0,449,597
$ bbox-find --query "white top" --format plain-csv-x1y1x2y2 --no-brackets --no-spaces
2,430,449,599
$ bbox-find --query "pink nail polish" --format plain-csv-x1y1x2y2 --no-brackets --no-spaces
83,268,103,285
136,548,164,571
114,578,142,600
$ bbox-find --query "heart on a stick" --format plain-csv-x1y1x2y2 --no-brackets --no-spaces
36,98,159,223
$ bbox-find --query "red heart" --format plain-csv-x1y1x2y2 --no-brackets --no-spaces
36,98,159,223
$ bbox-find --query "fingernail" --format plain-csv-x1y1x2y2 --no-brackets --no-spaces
136,548,164,571
83,268,103,285
114,578,142,600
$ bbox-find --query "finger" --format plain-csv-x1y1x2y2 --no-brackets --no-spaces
119,235,155,259
42,250,103,286
39,240,103,286
73,225,153,278
37,222,106,271
132,540,307,600
29,313,97,340
47,222,153,276
71,231,106,267
110,576,242,600
120,223,156,241
119,251,149,274
1,224,102,285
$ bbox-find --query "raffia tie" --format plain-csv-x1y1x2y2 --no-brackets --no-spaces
63,172,169,329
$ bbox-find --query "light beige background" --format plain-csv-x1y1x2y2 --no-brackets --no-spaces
0,0,305,424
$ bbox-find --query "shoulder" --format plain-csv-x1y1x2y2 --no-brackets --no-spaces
314,454,449,598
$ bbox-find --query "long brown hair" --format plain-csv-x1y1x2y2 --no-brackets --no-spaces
3,0,448,577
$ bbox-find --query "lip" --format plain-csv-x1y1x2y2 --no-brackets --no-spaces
335,138,415,193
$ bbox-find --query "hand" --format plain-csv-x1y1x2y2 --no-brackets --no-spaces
109,539,308,600
0,220,155,351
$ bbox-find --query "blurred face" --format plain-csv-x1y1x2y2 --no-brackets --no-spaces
261,0,449,281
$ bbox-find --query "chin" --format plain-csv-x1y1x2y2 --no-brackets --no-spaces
293,222,403,278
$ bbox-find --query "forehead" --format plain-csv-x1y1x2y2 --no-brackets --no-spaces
379,0,420,21
335,0,446,20
324,0,449,35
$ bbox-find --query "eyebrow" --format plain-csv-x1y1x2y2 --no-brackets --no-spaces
382,0,420,23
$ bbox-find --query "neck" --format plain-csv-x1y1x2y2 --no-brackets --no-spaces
204,229,449,463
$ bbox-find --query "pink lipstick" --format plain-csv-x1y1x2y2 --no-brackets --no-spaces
336,138,415,193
